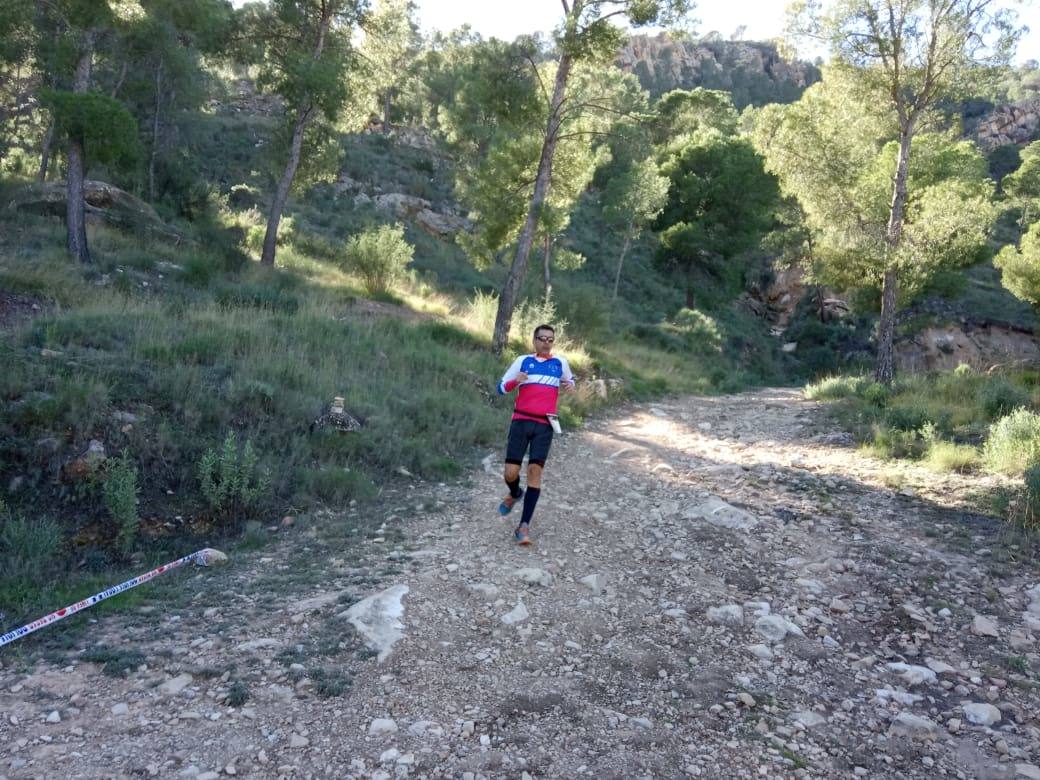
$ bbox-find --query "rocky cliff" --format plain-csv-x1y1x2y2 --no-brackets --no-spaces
973,98,1040,150
617,33,821,107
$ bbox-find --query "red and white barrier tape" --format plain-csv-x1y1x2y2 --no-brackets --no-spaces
0,548,228,649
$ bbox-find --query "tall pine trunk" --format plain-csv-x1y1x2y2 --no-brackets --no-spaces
260,106,312,267
259,7,330,268
875,125,913,385
543,234,552,303
66,31,96,265
491,52,572,354
611,221,634,302
148,57,164,202
38,119,55,182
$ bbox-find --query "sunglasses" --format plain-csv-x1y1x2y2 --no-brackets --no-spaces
535,335,555,342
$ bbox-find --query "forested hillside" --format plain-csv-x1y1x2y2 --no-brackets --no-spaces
2,0,1040,636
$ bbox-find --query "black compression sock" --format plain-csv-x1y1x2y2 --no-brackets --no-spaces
520,487,541,525
506,477,522,499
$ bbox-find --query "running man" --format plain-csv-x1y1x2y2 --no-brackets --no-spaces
496,324,574,544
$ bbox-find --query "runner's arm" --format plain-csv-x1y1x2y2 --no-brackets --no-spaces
560,357,576,390
498,356,527,395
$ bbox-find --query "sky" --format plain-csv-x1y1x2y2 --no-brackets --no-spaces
411,0,1039,64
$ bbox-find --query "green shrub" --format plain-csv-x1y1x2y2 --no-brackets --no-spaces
983,408,1040,475
924,440,980,473
1012,463,1040,530
862,381,889,408
0,513,62,582
864,424,926,460
804,375,869,401
103,451,139,554
884,401,947,433
978,378,1030,420
198,432,271,521
342,223,413,295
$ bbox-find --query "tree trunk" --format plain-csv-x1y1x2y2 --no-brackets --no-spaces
38,119,55,182
148,58,164,203
66,31,96,265
543,234,552,303
874,125,913,385
612,222,634,302
260,106,312,267
382,90,392,134
491,52,573,354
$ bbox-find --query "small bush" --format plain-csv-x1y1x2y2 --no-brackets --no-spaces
0,513,62,581
864,424,926,460
978,378,1030,420
885,401,946,433
804,375,869,401
924,441,980,473
983,408,1040,475
862,382,889,408
103,451,139,554
1011,463,1040,530
342,223,413,295
198,432,271,521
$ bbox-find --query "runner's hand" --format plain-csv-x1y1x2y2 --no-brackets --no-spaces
562,379,575,392
516,372,528,383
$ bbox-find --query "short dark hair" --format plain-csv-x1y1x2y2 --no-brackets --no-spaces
533,324,555,338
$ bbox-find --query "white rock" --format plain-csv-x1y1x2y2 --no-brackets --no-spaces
743,601,771,617
159,674,193,696
706,605,744,626
792,711,827,728
924,658,957,676
368,718,399,737
407,720,435,736
501,600,529,626
630,717,653,729
885,663,937,687
875,688,922,706
379,748,400,763
888,712,940,740
111,703,129,716
469,583,499,598
748,644,774,660
684,497,758,531
579,573,607,594
235,638,280,652
289,734,309,748
513,568,553,587
1016,763,1040,779
46,711,60,723
963,702,1001,726
755,615,804,643
339,584,409,663
971,615,999,638
196,773,219,780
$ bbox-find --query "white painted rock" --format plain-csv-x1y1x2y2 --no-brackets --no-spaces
340,584,409,663
963,702,1001,726
579,573,607,594
792,711,827,729
236,638,280,653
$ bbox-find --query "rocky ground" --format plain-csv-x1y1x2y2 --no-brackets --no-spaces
2,388,1039,779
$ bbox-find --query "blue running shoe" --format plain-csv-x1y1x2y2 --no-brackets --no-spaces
514,525,532,545
498,490,523,516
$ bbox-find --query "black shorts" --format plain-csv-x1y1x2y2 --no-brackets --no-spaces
505,419,554,467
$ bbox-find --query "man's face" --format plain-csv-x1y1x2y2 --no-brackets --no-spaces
533,330,555,355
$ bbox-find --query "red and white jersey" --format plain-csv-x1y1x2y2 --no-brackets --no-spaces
498,353,574,424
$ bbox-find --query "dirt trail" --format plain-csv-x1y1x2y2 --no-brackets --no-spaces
2,389,1039,779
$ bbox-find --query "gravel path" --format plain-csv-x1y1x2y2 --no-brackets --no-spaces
2,389,1039,779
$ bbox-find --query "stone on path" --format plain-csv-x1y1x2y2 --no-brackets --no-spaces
579,573,607,595
885,663,937,687
500,600,529,626
1016,764,1040,779
513,568,553,587
792,711,827,729
684,497,758,531
339,584,409,663
888,712,940,741
963,702,1001,726
706,605,744,626
159,674,193,696
971,615,999,638
755,615,804,643
368,718,399,737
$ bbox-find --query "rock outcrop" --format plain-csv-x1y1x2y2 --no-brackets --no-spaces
974,98,1040,150
617,33,820,105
